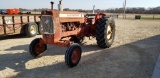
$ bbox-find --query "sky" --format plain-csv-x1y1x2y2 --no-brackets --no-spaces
0,0,160,9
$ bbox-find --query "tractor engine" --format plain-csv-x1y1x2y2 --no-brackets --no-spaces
61,22,80,31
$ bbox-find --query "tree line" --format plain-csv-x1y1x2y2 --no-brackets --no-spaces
64,7,160,14
19,6,160,14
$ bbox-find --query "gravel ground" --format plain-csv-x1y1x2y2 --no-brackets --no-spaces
0,19,160,78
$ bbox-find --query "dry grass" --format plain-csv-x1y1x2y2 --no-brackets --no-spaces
117,13,160,20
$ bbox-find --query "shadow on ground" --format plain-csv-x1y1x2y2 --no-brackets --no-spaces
0,35,160,78
0,34,27,40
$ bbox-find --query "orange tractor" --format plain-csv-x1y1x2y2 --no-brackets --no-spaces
29,1,116,68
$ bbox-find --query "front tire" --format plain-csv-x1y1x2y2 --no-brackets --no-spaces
96,16,115,48
65,43,82,68
29,38,47,58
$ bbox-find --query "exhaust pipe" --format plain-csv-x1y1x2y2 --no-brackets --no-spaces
50,1,54,10
58,0,63,11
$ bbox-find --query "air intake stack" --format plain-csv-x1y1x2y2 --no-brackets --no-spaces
50,1,54,10
93,5,95,14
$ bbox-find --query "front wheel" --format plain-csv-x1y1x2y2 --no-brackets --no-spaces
65,43,82,68
96,16,115,48
29,38,47,58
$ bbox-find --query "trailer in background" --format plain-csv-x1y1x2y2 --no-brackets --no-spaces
6,9,20,15
0,14,42,37
0,9,7,14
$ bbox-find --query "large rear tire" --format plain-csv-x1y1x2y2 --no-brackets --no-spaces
29,38,47,58
96,16,115,48
65,43,82,68
25,23,38,37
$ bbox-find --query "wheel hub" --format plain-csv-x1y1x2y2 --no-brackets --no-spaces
71,48,81,64
30,25,36,34
35,43,45,54
107,24,112,40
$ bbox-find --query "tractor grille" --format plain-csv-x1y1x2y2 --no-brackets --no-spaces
41,15,54,34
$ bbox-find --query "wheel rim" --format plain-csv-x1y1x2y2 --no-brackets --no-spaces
107,24,112,40
35,43,45,54
71,48,81,64
30,25,36,34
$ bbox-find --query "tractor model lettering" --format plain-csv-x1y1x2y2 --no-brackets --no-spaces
59,14,84,18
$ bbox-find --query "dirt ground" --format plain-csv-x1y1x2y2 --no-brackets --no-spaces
0,19,160,78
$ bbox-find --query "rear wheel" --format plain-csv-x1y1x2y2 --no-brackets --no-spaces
25,23,38,37
65,43,82,68
29,38,47,58
96,16,115,48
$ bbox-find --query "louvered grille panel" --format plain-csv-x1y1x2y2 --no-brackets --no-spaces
41,15,54,34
